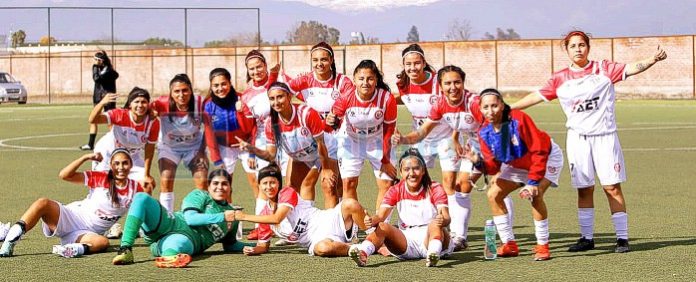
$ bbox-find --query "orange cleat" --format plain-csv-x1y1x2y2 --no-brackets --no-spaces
533,244,551,261
496,240,519,257
246,229,259,240
154,254,192,268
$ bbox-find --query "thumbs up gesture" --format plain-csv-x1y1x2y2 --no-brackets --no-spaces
434,208,445,227
363,209,375,227
391,129,403,146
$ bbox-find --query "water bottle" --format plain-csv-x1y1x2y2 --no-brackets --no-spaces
484,219,497,260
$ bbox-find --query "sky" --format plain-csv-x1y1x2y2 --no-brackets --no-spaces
0,0,695,47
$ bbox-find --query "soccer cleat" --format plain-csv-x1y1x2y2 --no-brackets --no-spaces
0,222,9,242
105,223,123,239
567,237,595,252
274,239,295,246
452,237,468,252
79,144,93,151
0,240,16,257
496,241,519,257
348,245,368,267
112,246,134,265
246,229,259,240
52,245,81,258
533,244,551,261
425,252,440,267
614,239,630,253
154,254,192,268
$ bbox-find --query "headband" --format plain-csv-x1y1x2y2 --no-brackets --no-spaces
311,46,334,57
479,88,503,99
245,54,265,64
111,148,132,159
268,85,290,93
258,167,282,184
402,50,425,59
399,148,426,169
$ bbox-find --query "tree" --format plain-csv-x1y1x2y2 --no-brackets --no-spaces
11,30,26,48
483,28,521,40
205,32,263,47
143,37,184,47
286,21,340,45
407,25,420,42
445,19,473,41
39,35,57,45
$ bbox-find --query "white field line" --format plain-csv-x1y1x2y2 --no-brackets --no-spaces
0,105,91,113
0,115,84,122
0,133,82,151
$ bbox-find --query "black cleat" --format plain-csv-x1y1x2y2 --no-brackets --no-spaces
568,237,595,252
614,239,630,253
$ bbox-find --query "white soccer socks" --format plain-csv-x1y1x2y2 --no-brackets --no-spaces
578,208,595,239
611,212,629,240
358,240,376,256
493,214,515,244
447,192,471,240
534,219,550,245
159,192,175,213
503,195,514,227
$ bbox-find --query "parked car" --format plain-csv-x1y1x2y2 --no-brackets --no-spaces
0,72,28,104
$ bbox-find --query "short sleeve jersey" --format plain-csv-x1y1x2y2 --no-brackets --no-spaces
104,108,159,154
180,189,238,252
332,88,397,139
398,71,452,142
537,60,626,135
264,104,325,162
241,79,273,136
427,90,483,139
257,187,315,246
286,72,355,120
81,171,143,231
381,181,448,229
150,95,204,150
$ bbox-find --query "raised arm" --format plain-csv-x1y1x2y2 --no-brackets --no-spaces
88,93,117,124
59,153,103,185
624,45,667,77
510,92,544,110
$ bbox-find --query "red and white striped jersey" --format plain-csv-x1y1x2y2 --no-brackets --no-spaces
264,104,325,163
80,171,143,231
104,108,159,153
285,72,355,120
427,90,483,137
398,71,452,142
332,88,397,139
150,95,204,150
538,60,626,135
257,187,314,244
381,181,448,229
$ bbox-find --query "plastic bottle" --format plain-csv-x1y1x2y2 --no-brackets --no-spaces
484,219,497,260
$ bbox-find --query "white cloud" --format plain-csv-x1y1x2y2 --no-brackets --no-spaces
277,0,442,12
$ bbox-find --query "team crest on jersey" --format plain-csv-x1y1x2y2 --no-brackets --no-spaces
300,127,310,136
614,163,621,172
140,135,147,143
547,166,558,174
511,135,519,146
331,90,340,100
429,95,438,105
374,110,384,120
464,115,474,124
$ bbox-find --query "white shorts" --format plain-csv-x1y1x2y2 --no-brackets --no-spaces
219,145,270,175
498,141,564,187
304,202,356,256
324,131,339,160
413,136,479,173
566,130,626,188
336,133,394,180
42,201,105,245
157,145,198,168
392,226,454,260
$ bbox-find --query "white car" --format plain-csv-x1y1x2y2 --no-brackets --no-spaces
0,72,28,104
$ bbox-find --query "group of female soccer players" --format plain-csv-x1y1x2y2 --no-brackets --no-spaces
0,30,667,268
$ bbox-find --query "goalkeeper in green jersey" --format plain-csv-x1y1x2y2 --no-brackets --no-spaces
112,169,253,268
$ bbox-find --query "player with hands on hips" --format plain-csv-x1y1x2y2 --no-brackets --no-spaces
511,30,667,253
466,88,564,261
348,148,453,267
0,149,143,258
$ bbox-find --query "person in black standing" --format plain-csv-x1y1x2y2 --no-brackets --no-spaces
81,50,119,150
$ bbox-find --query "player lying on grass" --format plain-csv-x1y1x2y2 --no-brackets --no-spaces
348,148,453,267
112,169,253,268
233,163,370,257
0,149,143,258
466,88,564,261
